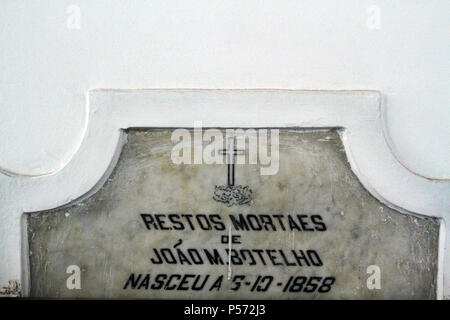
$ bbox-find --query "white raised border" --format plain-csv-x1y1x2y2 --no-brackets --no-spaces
0,89,448,298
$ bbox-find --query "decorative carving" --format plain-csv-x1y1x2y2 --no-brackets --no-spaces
213,185,253,207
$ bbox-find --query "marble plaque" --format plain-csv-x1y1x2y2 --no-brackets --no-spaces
27,129,439,299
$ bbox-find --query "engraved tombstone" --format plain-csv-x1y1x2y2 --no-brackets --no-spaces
1,90,447,299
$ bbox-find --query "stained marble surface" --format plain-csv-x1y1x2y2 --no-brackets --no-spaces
27,129,440,299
